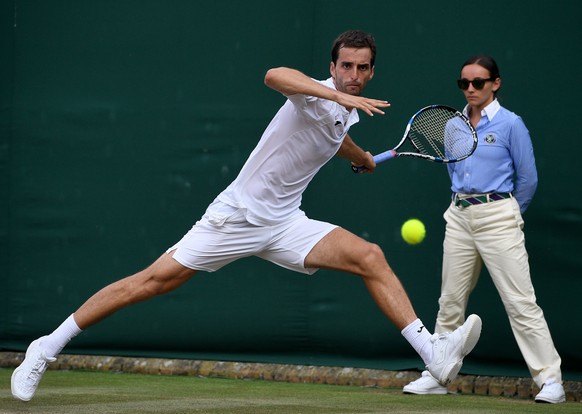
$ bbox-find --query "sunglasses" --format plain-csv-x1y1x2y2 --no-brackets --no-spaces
457,78,495,90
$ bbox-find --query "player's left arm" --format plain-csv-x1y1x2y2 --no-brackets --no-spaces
264,67,389,116
336,134,376,172
510,117,538,213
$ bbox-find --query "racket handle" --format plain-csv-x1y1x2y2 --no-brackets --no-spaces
351,150,396,173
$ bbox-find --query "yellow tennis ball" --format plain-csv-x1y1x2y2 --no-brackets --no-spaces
401,219,426,245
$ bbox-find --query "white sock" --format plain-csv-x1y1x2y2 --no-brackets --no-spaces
401,319,433,365
40,314,82,358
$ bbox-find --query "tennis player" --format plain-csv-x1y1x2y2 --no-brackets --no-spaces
12,30,482,402
402,55,564,404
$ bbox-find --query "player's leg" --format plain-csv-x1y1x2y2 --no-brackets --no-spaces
257,218,416,328
74,252,196,329
303,226,482,386
304,226,417,329
11,253,196,402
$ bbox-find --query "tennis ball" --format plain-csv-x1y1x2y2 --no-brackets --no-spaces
401,219,426,245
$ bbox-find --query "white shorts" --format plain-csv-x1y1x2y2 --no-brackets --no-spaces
167,200,337,275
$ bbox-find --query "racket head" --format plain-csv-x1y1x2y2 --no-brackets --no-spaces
394,105,477,163
351,105,477,173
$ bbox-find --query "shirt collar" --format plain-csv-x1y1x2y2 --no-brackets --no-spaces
323,77,336,90
324,77,360,125
463,98,501,120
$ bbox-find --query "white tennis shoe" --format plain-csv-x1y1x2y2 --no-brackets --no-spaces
426,314,482,385
403,370,448,394
11,336,56,401
535,380,565,403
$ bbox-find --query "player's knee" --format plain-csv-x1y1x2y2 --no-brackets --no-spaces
357,242,390,276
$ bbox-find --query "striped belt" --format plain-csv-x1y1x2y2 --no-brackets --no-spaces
453,192,512,208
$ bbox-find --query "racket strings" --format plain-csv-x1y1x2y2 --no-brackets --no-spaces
409,108,475,160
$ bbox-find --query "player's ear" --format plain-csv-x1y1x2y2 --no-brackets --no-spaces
329,61,336,79
369,65,375,80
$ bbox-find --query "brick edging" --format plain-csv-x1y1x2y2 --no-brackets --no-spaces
1,352,580,402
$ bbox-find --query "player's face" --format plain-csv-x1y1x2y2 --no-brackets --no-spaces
459,64,500,110
330,47,374,96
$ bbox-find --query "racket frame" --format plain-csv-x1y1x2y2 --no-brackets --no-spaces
352,104,477,173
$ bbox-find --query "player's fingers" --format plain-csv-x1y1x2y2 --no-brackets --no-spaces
365,152,376,172
370,106,385,116
365,100,390,116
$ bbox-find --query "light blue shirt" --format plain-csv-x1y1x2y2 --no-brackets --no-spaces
448,99,538,213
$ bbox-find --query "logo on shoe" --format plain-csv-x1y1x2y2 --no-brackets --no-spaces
433,340,448,364
417,326,425,333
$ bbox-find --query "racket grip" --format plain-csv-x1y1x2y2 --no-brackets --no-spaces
374,150,397,164
351,150,396,173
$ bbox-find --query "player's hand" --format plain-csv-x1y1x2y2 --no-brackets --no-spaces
337,94,390,117
352,151,376,173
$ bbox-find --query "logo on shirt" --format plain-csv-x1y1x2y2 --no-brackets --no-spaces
484,134,496,144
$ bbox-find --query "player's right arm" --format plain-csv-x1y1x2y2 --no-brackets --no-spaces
336,134,376,173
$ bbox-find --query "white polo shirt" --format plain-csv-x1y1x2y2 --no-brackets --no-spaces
217,77,360,226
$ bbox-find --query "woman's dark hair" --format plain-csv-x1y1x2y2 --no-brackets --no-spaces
461,55,501,95
331,30,376,67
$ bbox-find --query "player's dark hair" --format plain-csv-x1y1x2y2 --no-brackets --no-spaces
461,55,501,96
331,30,376,67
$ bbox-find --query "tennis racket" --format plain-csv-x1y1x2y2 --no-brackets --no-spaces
352,105,477,173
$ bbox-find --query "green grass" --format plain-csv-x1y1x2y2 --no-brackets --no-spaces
0,368,579,414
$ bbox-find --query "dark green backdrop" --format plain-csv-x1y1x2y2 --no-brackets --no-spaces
1,0,581,380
